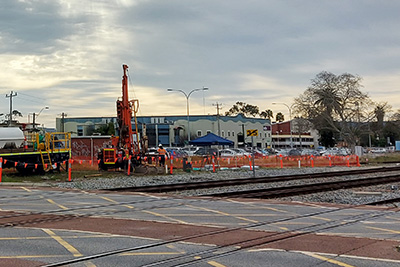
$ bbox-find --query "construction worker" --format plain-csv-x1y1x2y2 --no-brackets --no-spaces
157,144,167,166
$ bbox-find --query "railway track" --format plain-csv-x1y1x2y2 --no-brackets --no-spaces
205,173,400,199
106,166,400,194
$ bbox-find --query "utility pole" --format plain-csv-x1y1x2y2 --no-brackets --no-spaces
213,102,222,136
5,91,17,126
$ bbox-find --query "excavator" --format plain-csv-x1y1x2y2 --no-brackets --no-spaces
98,65,147,171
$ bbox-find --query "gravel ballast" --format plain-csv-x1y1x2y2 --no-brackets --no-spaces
56,165,400,206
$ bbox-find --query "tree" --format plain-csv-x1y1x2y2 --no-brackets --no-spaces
225,102,259,117
276,112,284,122
3,110,23,124
95,122,116,135
292,117,313,148
260,109,273,120
293,71,372,148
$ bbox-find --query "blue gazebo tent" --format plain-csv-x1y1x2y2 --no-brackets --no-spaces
189,133,233,146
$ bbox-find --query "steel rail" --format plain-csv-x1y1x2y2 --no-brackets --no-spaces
107,166,400,193
205,173,400,198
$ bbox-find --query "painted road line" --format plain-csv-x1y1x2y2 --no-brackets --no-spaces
20,187,32,192
143,210,188,224
120,252,183,256
186,204,259,223
42,229,83,257
46,199,68,210
311,216,332,221
100,196,134,209
302,251,356,267
0,255,66,259
365,226,400,234
0,234,116,241
226,199,290,213
208,260,228,267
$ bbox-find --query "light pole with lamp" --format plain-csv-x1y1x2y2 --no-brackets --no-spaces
273,102,293,148
33,106,49,129
167,87,208,144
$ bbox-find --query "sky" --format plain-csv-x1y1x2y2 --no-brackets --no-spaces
1,0,400,128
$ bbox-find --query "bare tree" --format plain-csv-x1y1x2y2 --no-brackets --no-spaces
293,71,372,148
292,117,313,148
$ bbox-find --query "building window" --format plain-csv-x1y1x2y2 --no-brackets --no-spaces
232,131,235,136
197,130,202,137
228,131,231,137
221,131,225,137
206,130,211,134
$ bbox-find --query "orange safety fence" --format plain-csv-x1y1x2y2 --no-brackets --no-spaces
0,154,361,178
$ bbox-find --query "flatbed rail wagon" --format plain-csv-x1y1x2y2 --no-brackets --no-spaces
0,127,71,174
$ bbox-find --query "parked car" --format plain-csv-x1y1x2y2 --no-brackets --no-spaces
181,146,200,156
165,147,187,158
369,147,387,154
219,149,238,157
288,149,302,156
232,148,251,157
193,147,218,156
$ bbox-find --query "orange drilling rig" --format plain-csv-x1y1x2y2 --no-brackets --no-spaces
98,64,146,171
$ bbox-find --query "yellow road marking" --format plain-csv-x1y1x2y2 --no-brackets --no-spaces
121,252,183,256
0,234,113,240
101,196,134,209
143,210,188,224
0,255,66,259
166,244,186,254
226,199,289,213
303,252,356,267
366,226,400,234
208,260,228,267
46,199,68,210
311,216,331,221
20,187,31,192
186,205,258,223
42,229,83,257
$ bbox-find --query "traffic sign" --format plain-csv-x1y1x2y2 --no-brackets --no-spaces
246,129,258,137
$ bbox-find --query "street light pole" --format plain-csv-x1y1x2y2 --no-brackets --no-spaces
273,102,293,148
167,87,208,144
33,106,49,129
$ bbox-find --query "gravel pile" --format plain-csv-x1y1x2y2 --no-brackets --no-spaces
56,165,400,206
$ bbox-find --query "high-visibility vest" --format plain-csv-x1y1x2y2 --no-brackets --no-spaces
158,148,166,156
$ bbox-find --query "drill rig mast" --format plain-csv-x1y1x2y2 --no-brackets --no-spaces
98,64,144,171
116,64,140,154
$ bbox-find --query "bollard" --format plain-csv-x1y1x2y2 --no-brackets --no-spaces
0,157,3,183
170,156,174,174
249,156,253,171
212,156,216,173
280,156,283,169
311,156,314,168
356,155,360,167
298,159,301,168
68,159,72,182
329,156,332,167
127,155,132,176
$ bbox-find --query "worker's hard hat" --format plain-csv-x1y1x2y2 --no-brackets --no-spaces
158,144,162,147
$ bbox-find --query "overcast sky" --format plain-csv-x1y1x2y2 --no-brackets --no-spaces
1,0,400,128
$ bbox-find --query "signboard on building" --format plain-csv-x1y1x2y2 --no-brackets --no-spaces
246,129,258,137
